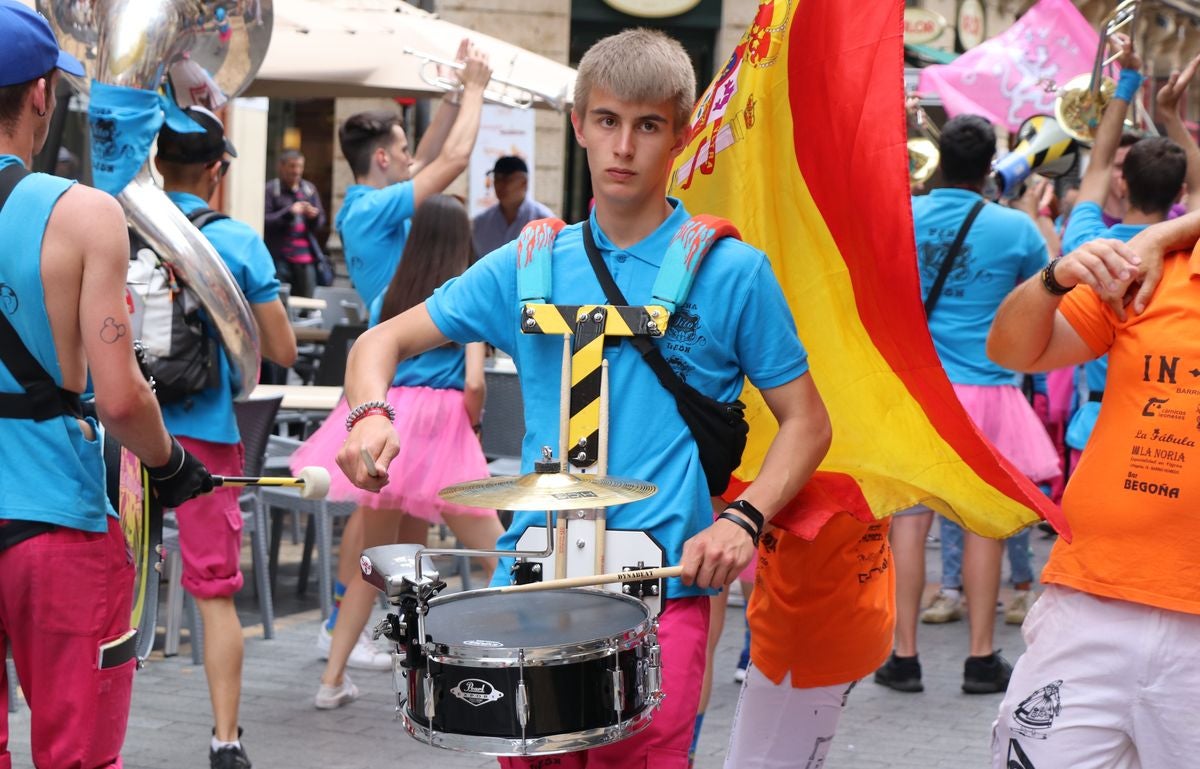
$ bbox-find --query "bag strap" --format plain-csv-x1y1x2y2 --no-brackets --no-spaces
186,206,230,230
923,198,985,318
580,220,689,399
0,164,83,421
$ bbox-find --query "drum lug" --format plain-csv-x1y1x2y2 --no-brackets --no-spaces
423,673,436,722
648,639,663,701
515,679,530,729
611,667,624,720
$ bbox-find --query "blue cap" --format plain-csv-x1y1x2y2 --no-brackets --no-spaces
0,0,85,88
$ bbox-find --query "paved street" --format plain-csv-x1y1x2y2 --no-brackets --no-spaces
7,524,1054,768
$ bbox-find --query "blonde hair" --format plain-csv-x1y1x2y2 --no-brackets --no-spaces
574,29,696,131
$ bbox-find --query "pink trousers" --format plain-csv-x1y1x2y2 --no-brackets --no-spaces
0,517,134,769
498,596,710,769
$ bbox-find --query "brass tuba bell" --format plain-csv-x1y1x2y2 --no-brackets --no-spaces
1054,0,1139,143
908,99,941,185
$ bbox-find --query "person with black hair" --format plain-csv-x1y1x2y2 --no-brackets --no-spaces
291,194,504,710
876,111,1061,696
154,106,297,769
1059,40,1200,481
335,40,491,309
471,155,554,255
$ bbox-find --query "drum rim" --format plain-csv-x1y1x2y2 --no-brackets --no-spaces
424,587,654,664
399,693,662,756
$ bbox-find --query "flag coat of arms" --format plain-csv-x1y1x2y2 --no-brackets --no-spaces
670,0,1066,541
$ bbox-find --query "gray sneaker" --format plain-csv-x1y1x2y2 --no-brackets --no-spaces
920,590,964,624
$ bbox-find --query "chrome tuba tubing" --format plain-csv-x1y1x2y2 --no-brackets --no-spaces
40,0,273,399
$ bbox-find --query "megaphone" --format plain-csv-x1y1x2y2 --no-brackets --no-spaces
992,115,1081,198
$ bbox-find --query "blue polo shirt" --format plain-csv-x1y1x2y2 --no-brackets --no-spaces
367,295,465,390
1062,201,1147,254
426,198,809,599
336,182,415,307
1061,201,1145,449
161,192,280,444
913,189,1048,386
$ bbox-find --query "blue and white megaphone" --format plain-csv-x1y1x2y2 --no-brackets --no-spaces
992,114,1081,198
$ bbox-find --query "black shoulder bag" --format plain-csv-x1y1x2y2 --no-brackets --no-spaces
923,199,985,317
581,221,747,496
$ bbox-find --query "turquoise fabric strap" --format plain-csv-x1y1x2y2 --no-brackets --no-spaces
88,81,205,195
515,217,565,304
651,214,741,314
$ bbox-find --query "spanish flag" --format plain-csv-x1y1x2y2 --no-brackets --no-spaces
670,0,1067,541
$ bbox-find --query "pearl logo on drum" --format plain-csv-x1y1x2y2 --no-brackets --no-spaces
451,679,505,707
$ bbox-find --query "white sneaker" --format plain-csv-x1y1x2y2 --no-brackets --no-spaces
347,628,392,671
314,674,359,710
316,624,392,670
315,623,332,660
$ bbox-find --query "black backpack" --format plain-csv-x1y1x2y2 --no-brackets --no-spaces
125,208,229,404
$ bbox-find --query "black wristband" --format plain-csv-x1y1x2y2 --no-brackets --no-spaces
717,511,759,547
725,499,766,533
1041,257,1074,297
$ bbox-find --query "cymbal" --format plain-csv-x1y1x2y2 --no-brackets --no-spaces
438,471,657,511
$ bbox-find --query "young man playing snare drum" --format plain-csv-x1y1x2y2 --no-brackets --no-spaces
339,29,830,767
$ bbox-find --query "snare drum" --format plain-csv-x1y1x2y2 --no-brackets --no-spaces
400,588,663,756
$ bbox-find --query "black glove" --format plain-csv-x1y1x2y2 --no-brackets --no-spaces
146,437,214,508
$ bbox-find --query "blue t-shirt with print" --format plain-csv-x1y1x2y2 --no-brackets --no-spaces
426,199,809,599
336,182,415,307
913,189,1048,386
368,295,465,390
161,192,280,444
1061,200,1145,449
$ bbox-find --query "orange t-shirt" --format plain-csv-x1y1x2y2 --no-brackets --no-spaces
749,513,894,688
1051,247,1200,615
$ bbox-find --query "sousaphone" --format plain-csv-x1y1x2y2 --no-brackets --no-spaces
39,0,274,400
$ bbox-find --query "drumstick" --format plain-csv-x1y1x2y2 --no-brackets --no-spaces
361,448,379,478
556,333,571,580
211,466,331,500
497,565,683,594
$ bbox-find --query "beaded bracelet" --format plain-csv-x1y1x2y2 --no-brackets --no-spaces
345,400,396,432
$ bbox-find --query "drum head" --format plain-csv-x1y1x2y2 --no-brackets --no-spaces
426,589,648,649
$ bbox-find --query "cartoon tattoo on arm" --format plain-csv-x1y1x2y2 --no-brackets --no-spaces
100,317,127,344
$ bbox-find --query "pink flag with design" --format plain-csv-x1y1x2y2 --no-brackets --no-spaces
918,0,1101,132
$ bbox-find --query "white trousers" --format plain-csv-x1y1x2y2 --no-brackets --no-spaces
723,664,855,769
992,585,1200,769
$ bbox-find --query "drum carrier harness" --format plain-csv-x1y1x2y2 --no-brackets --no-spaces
0,165,85,551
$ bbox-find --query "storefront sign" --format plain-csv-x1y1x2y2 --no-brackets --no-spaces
602,0,702,19
958,0,986,50
904,7,947,45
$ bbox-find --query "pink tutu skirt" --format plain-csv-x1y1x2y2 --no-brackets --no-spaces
288,386,496,521
952,383,1061,484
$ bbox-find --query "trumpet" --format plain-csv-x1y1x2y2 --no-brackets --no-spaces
1054,0,1140,143
403,47,568,112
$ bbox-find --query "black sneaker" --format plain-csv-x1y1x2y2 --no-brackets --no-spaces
873,653,924,693
962,651,1013,694
210,728,252,769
